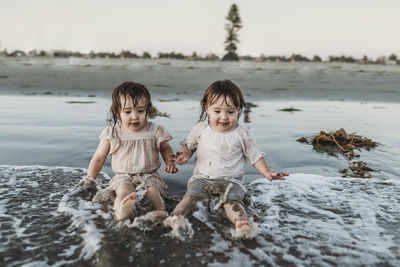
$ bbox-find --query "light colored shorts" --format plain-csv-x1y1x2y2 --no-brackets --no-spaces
183,178,245,205
109,172,168,197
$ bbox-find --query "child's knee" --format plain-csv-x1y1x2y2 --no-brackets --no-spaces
116,183,135,196
224,200,244,211
146,186,160,193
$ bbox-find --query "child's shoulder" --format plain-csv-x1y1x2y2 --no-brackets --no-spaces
147,121,167,132
235,124,254,138
192,121,208,130
99,125,116,140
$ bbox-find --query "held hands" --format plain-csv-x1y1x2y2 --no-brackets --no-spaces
265,171,288,181
165,163,178,173
170,151,191,165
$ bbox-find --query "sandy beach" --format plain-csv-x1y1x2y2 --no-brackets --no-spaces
1,56,400,102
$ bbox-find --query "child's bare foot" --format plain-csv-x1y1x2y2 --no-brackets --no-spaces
129,210,168,230
145,210,169,223
235,220,253,232
163,215,194,241
116,192,137,221
163,215,185,228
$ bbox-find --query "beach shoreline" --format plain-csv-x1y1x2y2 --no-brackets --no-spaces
1,57,400,103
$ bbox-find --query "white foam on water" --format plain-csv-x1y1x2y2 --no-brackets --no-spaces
20,261,49,267
192,201,216,230
80,221,104,260
208,232,255,267
58,190,105,261
1,165,399,266
12,216,27,238
0,200,10,218
58,245,79,257
248,173,400,265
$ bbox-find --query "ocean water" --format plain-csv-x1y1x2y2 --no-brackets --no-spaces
1,58,400,266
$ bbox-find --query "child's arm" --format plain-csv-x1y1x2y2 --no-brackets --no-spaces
160,141,178,173
253,157,288,181
172,145,195,165
87,139,110,179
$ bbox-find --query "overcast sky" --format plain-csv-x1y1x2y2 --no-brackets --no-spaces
1,0,399,59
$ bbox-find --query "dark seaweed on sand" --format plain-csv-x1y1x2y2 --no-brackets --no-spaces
158,98,180,102
278,107,302,113
297,128,377,178
149,106,171,119
66,101,96,104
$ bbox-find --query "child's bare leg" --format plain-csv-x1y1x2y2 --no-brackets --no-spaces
163,196,197,227
143,186,168,223
171,196,199,216
145,186,166,211
114,183,136,221
223,201,253,231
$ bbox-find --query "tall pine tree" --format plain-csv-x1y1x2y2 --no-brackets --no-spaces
222,4,242,61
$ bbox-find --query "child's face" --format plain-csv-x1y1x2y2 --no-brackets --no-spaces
119,95,147,133
205,96,239,133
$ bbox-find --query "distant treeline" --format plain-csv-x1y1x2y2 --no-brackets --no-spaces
1,49,399,65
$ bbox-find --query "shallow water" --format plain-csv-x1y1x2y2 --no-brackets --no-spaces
1,166,399,266
1,95,399,185
1,58,400,266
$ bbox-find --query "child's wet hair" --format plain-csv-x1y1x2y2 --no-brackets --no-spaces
108,81,153,126
199,79,246,122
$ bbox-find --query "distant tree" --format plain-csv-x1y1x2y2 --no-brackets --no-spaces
291,53,310,62
222,4,242,61
204,53,219,61
388,53,397,61
312,55,322,62
142,51,151,59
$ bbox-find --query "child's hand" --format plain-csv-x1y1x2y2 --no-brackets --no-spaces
165,163,178,173
266,171,288,181
171,151,190,165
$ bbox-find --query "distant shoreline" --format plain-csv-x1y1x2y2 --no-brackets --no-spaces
1,49,399,66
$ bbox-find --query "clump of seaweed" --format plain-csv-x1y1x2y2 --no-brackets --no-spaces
65,101,96,104
297,128,377,178
158,98,180,102
149,106,171,119
278,107,302,113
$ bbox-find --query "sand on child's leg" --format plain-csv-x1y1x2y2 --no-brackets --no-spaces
114,183,137,221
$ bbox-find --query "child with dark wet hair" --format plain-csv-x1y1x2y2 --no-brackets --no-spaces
85,81,178,221
164,79,288,235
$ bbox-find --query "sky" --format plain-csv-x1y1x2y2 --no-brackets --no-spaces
1,0,399,59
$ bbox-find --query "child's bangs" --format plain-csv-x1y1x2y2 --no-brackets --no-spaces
208,91,240,110
120,91,148,109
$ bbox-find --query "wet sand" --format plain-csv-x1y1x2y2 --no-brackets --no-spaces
1,56,400,102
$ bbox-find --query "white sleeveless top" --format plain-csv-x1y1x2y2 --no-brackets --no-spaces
181,121,264,185
99,122,172,174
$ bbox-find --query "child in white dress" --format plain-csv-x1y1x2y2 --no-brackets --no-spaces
85,81,178,221
165,79,288,234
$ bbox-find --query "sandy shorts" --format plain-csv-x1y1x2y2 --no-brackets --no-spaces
183,178,245,205
109,172,168,197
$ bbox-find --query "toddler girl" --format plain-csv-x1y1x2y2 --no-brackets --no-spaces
165,79,288,234
85,81,178,221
